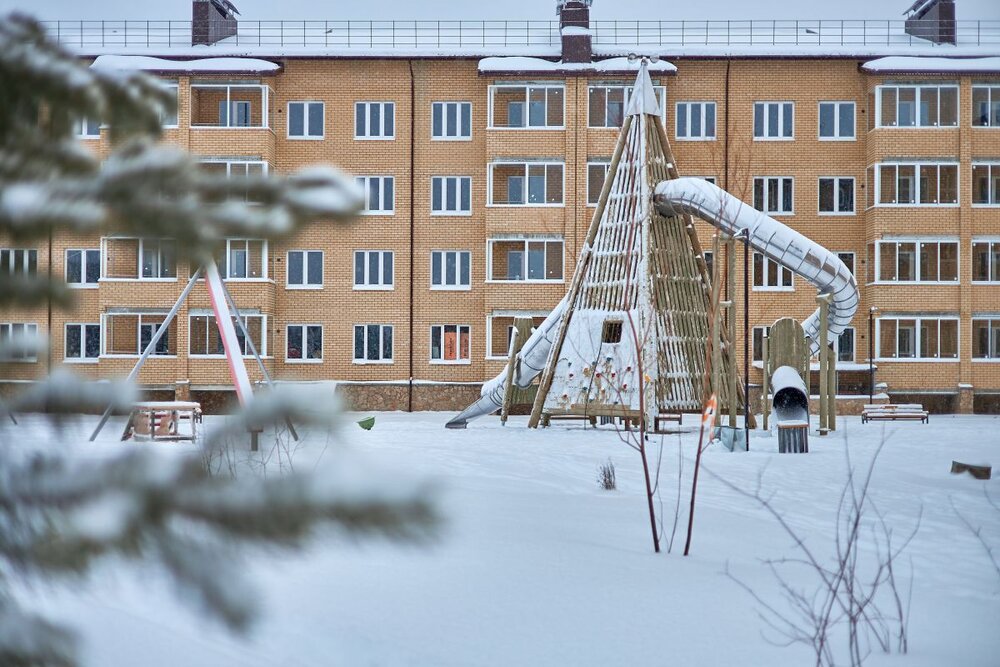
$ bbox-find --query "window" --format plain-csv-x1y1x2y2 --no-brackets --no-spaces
753,102,794,139
837,252,856,277
703,250,714,279
753,177,794,215
752,326,771,362
869,162,959,206
972,240,1000,282
356,176,394,214
286,324,323,362
875,240,958,283
355,102,394,139
753,252,793,290
286,250,323,288
66,249,100,286
190,83,270,128
972,318,1000,360
75,117,99,138
103,313,175,356
972,163,1000,205
489,84,564,129
432,102,472,139
431,251,471,290
601,320,623,344
972,86,1000,127
488,162,563,206
487,313,548,358
587,160,611,205
588,84,665,128
353,324,393,363
217,239,266,279
0,323,38,361
489,238,564,282
675,102,716,140
877,316,958,360
140,240,176,279
818,101,855,140
160,82,179,127
837,327,855,363
190,314,265,357
354,250,393,289
876,84,958,128
64,323,101,361
0,249,37,276
431,176,472,215
818,177,855,214
430,324,471,363
199,159,269,203
287,101,324,139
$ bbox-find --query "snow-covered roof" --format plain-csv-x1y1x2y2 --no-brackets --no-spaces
478,56,676,75
89,55,282,74
861,55,1000,73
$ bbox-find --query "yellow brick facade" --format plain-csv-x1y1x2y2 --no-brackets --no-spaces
2,56,999,412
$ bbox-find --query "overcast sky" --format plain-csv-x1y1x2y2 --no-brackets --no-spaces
5,0,998,21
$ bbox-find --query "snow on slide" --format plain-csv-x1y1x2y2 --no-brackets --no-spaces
446,178,859,428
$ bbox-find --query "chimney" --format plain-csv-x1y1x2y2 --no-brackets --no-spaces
904,0,956,45
558,1,592,64
192,0,239,47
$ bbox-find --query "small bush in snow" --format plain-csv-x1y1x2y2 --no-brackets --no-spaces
597,459,616,491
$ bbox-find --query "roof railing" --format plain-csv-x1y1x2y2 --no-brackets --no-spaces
41,19,1000,50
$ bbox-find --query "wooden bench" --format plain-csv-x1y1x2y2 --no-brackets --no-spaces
540,413,597,427
861,404,928,424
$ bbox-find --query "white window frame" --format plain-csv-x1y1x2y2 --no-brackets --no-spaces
0,323,39,362
100,312,174,358
355,176,395,215
287,101,325,140
485,311,549,360
487,237,565,283
430,250,472,291
64,322,101,363
75,117,100,138
875,84,959,128
587,84,666,128
972,85,1000,128
971,162,1000,206
65,248,100,288
188,313,267,358
873,239,960,284
875,316,960,362
286,250,323,289
817,101,855,141
190,83,271,129
138,239,177,281
354,101,395,140
752,325,771,362
430,324,472,365
675,101,717,141
487,83,565,130
752,252,794,291
971,238,1000,283
431,176,473,216
486,161,565,207
753,176,795,215
836,252,856,277
972,317,1000,361
586,160,611,206
818,177,856,215
285,324,323,363
868,162,960,208
753,101,794,140
837,326,856,363
0,248,37,276
198,159,269,177
353,324,394,364
220,238,268,281
431,101,472,140
353,250,394,291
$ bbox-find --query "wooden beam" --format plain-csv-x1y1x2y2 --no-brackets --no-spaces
500,317,533,424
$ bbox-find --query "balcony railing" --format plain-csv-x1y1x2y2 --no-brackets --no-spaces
42,19,1000,50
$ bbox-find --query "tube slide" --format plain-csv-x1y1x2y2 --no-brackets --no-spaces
770,366,810,423
445,177,859,428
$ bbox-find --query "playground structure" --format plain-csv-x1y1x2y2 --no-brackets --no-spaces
447,60,859,433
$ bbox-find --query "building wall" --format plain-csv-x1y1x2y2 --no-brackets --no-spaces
2,57,998,412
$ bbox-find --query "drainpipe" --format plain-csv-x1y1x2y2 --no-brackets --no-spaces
408,59,416,412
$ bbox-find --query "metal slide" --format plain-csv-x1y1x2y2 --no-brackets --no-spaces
444,177,859,429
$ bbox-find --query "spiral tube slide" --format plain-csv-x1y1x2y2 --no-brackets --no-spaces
653,178,859,354
445,177,859,428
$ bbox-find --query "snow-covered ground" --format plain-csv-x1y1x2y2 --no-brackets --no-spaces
13,411,1000,666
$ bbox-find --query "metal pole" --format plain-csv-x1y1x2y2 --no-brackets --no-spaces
743,229,750,451
869,307,875,403
89,268,202,441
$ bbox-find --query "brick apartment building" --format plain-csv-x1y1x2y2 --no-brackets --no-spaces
2,0,999,413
